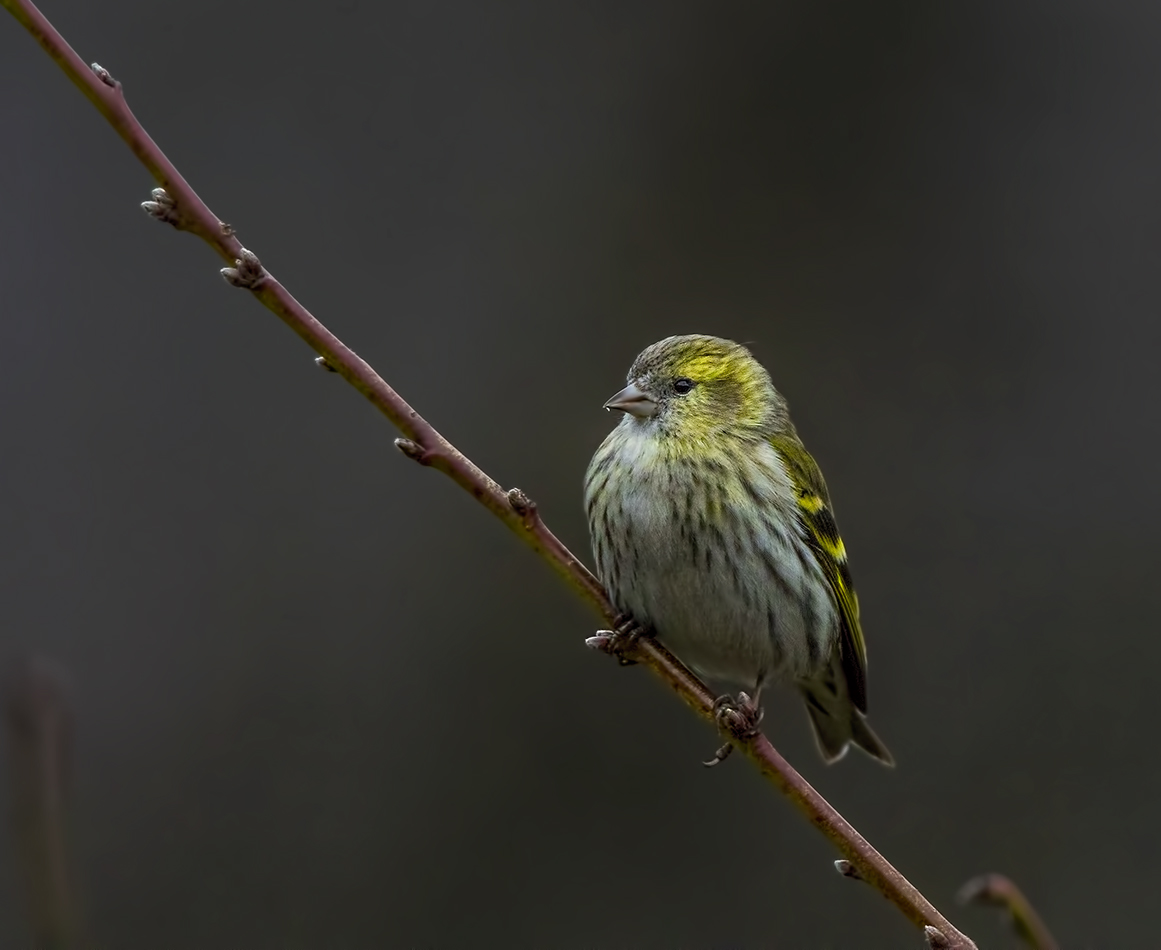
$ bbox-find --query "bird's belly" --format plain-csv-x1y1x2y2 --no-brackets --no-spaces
611,493,838,690
632,564,779,688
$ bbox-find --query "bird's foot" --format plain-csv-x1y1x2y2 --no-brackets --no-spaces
584,613,650,666
704,691,764,767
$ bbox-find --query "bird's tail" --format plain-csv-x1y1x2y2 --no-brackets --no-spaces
800,661,894,766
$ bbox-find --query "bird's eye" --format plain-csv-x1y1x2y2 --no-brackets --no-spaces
673,377,696,395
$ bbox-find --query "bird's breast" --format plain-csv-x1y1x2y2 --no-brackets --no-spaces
586,426,835,687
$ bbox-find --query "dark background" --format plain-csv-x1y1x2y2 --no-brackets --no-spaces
2,0,1159,946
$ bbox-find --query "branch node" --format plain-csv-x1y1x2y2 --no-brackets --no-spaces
89,62,117,88
394,438,430,464
140,186,188,229
315,356,339,373
506,487,542,529
220,248,267,289
924,926,951,949
834,859,864,881
220,221,236,237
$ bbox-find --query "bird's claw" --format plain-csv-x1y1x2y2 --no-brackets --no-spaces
703,743,734,767
713,691,765,736
703,692,764,767
585,613,649,666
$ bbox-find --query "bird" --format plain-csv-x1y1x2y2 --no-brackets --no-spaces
584,334,892,765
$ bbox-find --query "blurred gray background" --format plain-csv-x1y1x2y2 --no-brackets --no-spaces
2,0,1159,946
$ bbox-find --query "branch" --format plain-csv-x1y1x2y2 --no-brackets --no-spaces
3,658,81,950
2,2,976,945
959,874,1059,950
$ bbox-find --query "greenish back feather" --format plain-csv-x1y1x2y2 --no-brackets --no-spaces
768,433,869,712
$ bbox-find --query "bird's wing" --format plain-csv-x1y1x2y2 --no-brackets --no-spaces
768,434,868,712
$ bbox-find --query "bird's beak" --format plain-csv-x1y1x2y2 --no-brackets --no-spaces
603,382,658,419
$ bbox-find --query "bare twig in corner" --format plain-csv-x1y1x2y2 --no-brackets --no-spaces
959,873,1059,950
0,1,978,945
3,658,80,950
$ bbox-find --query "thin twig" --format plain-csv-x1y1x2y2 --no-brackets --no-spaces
959,873,1059,950
3,658,80,950
1,2,976,945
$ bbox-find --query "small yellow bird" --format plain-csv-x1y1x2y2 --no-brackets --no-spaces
585,335,892,765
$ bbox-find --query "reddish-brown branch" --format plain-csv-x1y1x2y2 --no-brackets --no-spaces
2,1,977,945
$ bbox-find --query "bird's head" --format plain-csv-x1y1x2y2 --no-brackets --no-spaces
604,335,789,438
